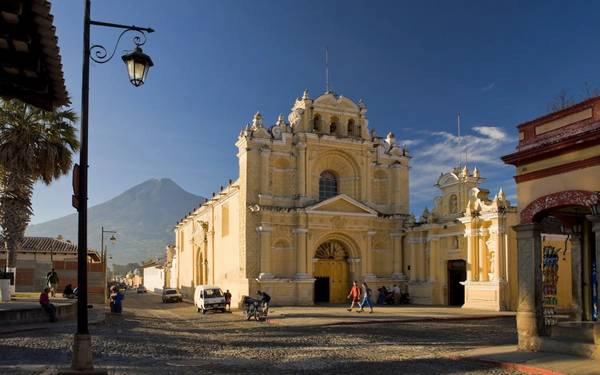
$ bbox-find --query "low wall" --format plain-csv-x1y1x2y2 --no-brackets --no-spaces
0,301,76,324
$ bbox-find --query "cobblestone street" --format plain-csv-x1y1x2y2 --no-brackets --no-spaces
0,291,522,374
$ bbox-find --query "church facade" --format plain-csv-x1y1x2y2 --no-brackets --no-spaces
172,90,564,311
173,91,411,305
404,167,521,311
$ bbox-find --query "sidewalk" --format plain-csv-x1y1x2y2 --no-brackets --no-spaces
450,345,600,375
263,304,515,326
0,301,107,335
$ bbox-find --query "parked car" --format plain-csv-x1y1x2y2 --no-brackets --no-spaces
162,288,183,303
194,285,226,313
137,285,147,293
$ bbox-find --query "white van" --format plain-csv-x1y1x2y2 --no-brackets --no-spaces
194,285,227,314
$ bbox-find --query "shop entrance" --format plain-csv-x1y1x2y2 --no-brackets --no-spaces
313,240,350,304
447,259,466,306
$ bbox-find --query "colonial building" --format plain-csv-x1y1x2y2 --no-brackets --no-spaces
405,167,520,310
502,97,600,358
174,91,411,305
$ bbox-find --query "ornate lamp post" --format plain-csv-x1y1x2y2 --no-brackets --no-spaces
72,1,154,371
101,227,117,303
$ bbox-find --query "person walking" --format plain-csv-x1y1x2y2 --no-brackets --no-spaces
357,282,374,313
46,268,59,297
347,281,361,312
39,287,57,322
224,289,232,311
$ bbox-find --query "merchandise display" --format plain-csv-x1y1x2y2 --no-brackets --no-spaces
542,245,559,326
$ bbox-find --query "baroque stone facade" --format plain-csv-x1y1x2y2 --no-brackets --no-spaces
405,167,520,311
173,91,410,305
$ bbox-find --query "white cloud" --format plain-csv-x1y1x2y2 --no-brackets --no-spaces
405,125,516,215
472,126,507,141
397,139,420,147
482,82,496,92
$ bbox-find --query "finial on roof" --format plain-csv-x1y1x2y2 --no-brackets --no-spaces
302,89,310,100
472,166,479,178
386,131,396,145
461,165,468,177
276,114,285,126
252,111,263,128
497,187,505,201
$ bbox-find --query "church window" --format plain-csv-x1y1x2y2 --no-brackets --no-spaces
449,194,458,214
313,114,321,131
330,116,339,135
221,204,229,237
319,170,338,201
347,119,355,136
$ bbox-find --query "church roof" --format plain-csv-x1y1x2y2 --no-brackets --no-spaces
312,91,362,113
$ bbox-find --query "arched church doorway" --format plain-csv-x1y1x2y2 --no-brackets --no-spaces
447,259,466,306
313,240,350,303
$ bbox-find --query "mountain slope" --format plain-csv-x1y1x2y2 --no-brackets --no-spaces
27,178,204,264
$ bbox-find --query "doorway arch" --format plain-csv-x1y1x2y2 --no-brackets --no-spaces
313,240,350,303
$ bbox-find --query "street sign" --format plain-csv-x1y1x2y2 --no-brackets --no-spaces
72,164,80,210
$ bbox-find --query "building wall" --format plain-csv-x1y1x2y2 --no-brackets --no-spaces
143,266,164,293
516,165,600,213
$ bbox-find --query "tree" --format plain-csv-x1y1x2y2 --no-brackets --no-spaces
548,89,576,112
0,99,79,291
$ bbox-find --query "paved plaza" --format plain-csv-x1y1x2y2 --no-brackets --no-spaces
0,291,528,375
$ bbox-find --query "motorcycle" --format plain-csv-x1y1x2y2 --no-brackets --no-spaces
242,296,267,321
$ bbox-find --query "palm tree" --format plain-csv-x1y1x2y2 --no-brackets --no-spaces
0,99,79,291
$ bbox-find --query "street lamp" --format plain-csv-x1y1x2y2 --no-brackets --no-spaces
72,1,154,371
121,47,154,87
101,227,117,303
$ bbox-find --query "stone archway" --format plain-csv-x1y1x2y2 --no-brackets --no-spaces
313,240,350,303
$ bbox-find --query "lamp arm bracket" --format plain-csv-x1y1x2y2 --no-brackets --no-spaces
89,26,149,64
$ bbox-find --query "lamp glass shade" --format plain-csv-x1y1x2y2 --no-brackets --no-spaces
122,47,154,87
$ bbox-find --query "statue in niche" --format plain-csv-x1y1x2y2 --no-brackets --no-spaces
449,194,458,214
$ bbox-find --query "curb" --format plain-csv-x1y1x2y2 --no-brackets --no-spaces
448,355,564,375
319,314,511,327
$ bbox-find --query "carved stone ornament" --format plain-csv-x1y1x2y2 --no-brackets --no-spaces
315,240,348,260
331,216,347,229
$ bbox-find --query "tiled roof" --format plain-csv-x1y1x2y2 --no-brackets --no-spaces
0,0,69,110
21,236,77,254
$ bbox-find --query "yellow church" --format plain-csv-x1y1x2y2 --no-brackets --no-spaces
173,90,410,306
172,90,574,310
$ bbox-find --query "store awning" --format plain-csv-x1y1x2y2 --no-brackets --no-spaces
0,0,68,110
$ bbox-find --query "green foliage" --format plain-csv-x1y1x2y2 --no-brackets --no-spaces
0,99,79,269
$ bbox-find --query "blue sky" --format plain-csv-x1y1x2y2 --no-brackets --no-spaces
31,0,600,223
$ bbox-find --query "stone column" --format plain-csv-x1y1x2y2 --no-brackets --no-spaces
514,223,545,350
588,215,600,319
259,147,271,196
491,224,505,281
480,229,489,281
293,228,309,279
257,225,273,280
409,239,417,281
570,233,583,321
363,231,376,280
391,232,405,279
391,164,402,209
429,238,438,282
296,143,307,198
465,225,474,282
